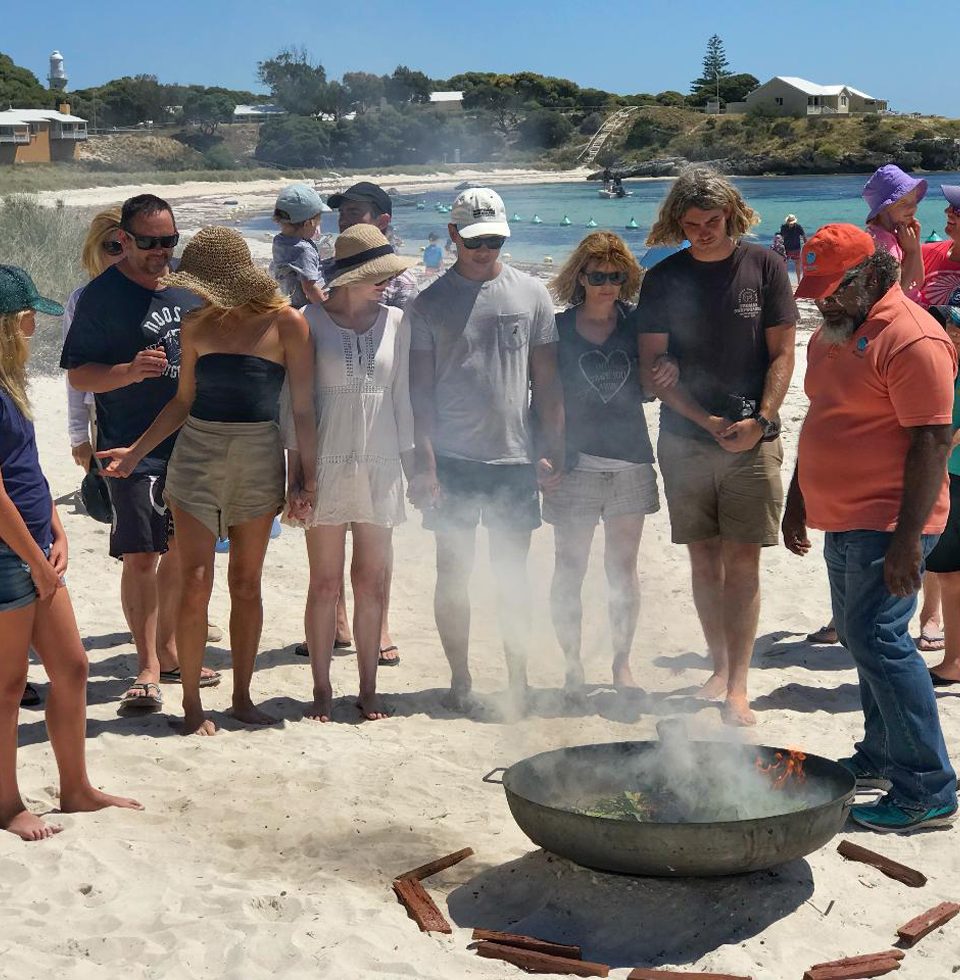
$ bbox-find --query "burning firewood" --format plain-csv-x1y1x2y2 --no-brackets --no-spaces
396,847,474,882
896,901,960,947
391,877,452,934
802,949,904,979
627,970,753,979
476,941,609,976
471,928,582,959
755,748,807,789
837,840,927,887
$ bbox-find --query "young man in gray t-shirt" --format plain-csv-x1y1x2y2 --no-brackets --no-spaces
406,188,564,713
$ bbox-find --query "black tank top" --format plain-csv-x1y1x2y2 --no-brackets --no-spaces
192,353,285,423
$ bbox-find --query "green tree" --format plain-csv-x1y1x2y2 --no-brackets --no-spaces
0,53,49,107
690,34,732,99
255,114,333,167
342,72,384,113
518,109,574,149
257,48,327,116
181,91,236,135
385,66,432,105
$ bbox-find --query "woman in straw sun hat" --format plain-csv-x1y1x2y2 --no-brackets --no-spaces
281,223,416,722
97,227,318,736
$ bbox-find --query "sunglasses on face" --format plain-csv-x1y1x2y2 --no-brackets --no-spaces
122,230,180,251
582,270,628,286
459,235,506,250
101,239,123,256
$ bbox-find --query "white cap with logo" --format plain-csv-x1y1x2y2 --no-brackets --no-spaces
449,188,511,239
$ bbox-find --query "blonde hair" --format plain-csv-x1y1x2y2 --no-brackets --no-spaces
80,207,122,279
0,311,32,418
646,166,760,246
183,291,290,334
550,231,643,306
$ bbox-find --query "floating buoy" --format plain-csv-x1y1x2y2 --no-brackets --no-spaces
532,214,542,224
926,230,943,243
626,217,639,229
543,256,554,264
416,202,425,210
511,213,522,222
560,215,571,226
586,217,598,228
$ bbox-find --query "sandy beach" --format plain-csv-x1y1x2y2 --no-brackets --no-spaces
3,312,960,979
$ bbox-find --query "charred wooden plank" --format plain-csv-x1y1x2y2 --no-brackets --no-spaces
476,941,608,976
396,847,474,882
803,953,903,979
391,877,452,934
471,928,581,959
837,840,927,888
896,901,960,947
806,950,905,971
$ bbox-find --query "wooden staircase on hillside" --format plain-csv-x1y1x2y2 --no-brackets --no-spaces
577,106,640,166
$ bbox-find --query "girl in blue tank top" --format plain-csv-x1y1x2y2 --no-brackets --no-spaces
0,265,142,841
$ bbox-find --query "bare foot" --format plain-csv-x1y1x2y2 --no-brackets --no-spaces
612,656,638,689
4,810,63,842
721,696,757,727
229,702,279,727
695,672,728,701
60,787,144,813
180,713,217,736
357,693,390,720
441,683,474,712
304,692,333,722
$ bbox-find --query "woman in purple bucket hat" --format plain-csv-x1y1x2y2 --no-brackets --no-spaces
862,163,928,301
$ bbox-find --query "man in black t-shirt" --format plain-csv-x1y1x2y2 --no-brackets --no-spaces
61,194,217,712
635,166,798,727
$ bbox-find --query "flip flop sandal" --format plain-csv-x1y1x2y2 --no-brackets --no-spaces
159,668,222,688
930,670,960,687
806,625,838,644
378,645,400,666
118,682,163,714
918,631,946,652
20,683,41,708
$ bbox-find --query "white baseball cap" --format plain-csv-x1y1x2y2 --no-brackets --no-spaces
449,188,511,239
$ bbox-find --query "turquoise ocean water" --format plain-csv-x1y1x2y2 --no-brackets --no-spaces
240,171,960,265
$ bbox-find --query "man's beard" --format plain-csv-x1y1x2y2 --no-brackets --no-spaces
820,308,869,345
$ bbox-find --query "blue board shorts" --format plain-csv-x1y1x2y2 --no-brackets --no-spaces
0,542,48,613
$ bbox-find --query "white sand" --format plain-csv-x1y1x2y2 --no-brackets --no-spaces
4,324,960,979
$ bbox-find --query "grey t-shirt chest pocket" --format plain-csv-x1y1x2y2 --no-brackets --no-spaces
497,313,531,352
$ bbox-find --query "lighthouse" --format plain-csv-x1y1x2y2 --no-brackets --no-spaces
48,50,68,92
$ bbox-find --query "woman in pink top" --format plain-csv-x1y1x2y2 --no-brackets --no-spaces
862,164,927,301
920,185,960,308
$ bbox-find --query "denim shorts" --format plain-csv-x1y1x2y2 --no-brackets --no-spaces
0,542,42,613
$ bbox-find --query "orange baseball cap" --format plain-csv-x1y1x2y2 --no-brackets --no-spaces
794,224,876,300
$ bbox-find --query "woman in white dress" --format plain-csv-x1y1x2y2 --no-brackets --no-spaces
284,225,416,721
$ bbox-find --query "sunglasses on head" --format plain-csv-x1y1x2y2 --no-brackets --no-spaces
122,230,180,251
459,235,506,251
101,240,123,256
582,270,628,286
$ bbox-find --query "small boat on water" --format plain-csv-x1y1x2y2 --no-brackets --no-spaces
586,217,598,227
598,187,634,199
531,214,542,224
560,215,572,226
626,217,639,229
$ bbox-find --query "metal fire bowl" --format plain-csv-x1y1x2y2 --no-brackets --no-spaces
489,740,855,878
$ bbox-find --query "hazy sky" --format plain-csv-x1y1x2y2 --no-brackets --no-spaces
5,0,954,115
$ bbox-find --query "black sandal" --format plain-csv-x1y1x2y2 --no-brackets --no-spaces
20,683,41,707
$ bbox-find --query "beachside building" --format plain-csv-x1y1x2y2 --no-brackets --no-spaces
726,77,888,116
429,91,464,113
232,103,288,123
0,104,88,165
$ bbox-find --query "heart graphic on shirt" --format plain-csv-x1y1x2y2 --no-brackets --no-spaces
578,349,631,404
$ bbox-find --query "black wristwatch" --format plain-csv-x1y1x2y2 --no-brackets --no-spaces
754,413,779,440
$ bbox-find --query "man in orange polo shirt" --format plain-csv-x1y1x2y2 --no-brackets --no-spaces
782,223,958,833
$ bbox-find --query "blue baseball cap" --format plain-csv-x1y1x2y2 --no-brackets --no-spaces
274,184,324,224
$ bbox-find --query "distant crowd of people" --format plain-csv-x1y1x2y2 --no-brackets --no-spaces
2,161,960,841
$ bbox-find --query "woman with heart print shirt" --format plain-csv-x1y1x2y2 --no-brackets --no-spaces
545,232,678,695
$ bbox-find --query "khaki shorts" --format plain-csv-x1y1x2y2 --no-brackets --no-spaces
542,463,659,526
164,416,285,539
657,430,784,546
